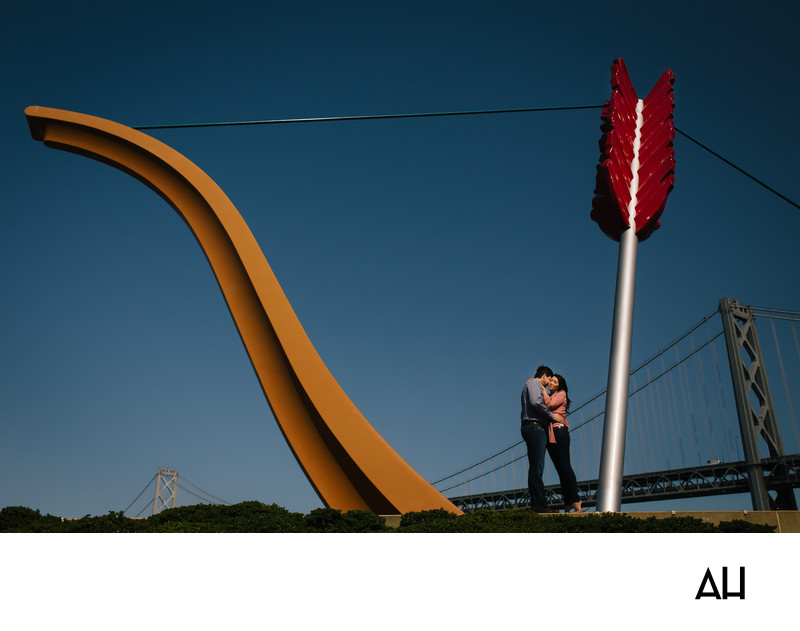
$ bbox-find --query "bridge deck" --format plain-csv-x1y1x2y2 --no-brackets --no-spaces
446,454,800,512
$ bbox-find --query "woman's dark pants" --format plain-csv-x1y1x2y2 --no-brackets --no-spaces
546,426,580,506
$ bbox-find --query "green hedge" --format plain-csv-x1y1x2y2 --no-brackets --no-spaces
396,508,775,533
0,503,776,533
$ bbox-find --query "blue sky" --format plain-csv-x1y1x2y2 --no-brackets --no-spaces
2,0,799,519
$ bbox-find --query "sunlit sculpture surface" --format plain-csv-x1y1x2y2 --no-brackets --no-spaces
26,106,461,515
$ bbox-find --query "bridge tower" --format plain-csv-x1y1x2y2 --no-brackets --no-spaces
152,467,179,515
719,297,797,510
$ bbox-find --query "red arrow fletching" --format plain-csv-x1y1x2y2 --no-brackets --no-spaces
591,59,675,242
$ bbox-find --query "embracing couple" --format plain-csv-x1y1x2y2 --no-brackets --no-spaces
520,365,584,513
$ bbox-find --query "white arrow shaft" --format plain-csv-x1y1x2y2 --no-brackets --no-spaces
626,99,645,227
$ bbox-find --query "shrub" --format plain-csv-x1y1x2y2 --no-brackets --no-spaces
0,506,63,532
0,503,778,533
340,510,391,533
715,519,775,533
63,511,144,533
304,508,389,533
398,509,461,532
395,510,775,533
304,507,345,531
147,501,305,532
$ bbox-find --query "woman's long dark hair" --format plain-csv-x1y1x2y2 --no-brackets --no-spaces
553,373,571,412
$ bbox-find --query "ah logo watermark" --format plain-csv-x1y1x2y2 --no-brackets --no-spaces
695,567,745,600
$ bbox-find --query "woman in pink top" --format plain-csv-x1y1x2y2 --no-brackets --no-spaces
543,374,584,513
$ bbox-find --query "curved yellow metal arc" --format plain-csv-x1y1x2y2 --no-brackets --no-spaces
26,105,461,515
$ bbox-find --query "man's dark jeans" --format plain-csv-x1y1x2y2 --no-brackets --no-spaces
521,422,548,511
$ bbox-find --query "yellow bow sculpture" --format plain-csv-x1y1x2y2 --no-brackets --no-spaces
26,106,461,515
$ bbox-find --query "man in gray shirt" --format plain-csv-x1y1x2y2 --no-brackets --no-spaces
520,365,556,512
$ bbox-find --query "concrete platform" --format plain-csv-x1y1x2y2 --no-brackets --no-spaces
611,510,800,532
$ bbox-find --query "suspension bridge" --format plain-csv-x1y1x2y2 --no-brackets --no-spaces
432,297,800,512
122,467,232,517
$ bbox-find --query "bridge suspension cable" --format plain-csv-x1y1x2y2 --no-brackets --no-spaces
762,312,800,454
178,475,232,505
176,483,216,505
121,472,157,515
134,502,151,518
750,306,800,322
